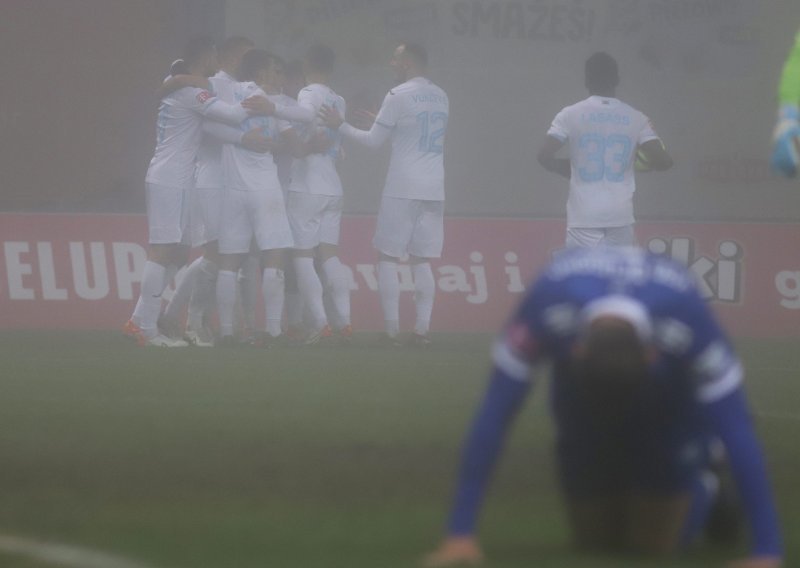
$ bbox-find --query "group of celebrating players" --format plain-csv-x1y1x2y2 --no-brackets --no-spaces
123,35,448,348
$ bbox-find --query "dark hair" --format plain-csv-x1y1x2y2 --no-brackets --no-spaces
169,59,189,76
182,36,216,67
305,44,335,74
239,49,276,82
400,42,428,68
220,36,254,58
571,319,647,427
585,51,619,93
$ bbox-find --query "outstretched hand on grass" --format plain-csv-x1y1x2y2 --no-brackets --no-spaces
422,536,484,567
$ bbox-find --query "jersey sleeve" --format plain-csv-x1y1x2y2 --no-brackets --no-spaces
181,87,220,114
678,289,744,404
779,28,800,107
546,108,570,142
374,90,401,129
491,276,551,381
637,114,661,146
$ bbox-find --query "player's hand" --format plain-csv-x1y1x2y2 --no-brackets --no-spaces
242,95,275,116
318,104,344,129
770,105,800,178
727,556,783,568
352,108,377,130
422,536,484,567
241,128,275,154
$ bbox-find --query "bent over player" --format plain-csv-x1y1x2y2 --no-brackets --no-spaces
426,246,783,568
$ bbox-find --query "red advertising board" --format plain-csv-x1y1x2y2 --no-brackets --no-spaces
1,213,799,337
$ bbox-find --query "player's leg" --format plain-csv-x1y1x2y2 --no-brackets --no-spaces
238,248,261,340
127,183,189,346
261,248,286,341
283,248,305,340
373,196,415,341
288,192,330,341
216,189,251,343
317,196,351,338
186,242,219,346
253,189,295,343
408,200,444,345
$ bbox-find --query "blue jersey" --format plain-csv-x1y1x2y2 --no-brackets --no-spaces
447,247,782,558
494,246,742,415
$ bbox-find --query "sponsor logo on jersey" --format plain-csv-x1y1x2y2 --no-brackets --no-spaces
196,90,213,104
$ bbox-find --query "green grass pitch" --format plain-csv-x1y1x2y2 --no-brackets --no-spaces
0,331,797,568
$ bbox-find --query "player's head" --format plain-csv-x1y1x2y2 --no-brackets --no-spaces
182,35,218,77
240,49,281,90
391,42,428,83
585,51,619,96
304,44,335,78
282,59,306,99
219,36,255,79
572,296,652,422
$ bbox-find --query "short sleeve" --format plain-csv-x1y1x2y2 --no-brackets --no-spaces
637,114,661,146
546,108,570,142
374,91,400,129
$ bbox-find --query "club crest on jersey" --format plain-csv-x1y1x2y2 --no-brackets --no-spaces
196,90,213,104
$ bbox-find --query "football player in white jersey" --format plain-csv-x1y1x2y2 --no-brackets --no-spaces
159,36,256,346
266,45,351,344
320,43,448,346
124,36,268,347
214,49,302,346
537,52,673,249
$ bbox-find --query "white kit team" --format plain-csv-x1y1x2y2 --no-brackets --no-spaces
124,36,451,347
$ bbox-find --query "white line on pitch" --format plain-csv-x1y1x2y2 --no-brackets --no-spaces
0,534,160,568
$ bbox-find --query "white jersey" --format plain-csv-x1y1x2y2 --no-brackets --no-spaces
195,71,238,189
145,86,224,189
289,83,346,197
374,76,448,201
221,83,291,192
272,92,301,192
547,96,660,228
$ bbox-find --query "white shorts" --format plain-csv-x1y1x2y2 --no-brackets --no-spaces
190,186,223,247
146,182,190,245
373,196,444,259
287,192,343,250
218,188,294,255
566,225,637,248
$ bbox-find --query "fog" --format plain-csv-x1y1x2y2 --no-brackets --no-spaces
3,0,800,222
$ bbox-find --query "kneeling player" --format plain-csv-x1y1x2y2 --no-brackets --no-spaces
426,247,783,568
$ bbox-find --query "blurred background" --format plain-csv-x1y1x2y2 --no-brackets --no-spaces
2,0,799,221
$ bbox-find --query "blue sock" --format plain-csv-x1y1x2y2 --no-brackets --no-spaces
679,470,718,548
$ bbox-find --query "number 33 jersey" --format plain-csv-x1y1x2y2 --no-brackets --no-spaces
547,96,660,228
374,76,449,201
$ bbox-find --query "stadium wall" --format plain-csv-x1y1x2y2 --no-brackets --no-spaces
2,213,798,338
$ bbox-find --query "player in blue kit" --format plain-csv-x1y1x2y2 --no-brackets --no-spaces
425,247,783,568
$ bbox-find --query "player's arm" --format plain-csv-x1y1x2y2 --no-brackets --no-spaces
318,104,391,149
282,127,332,159
635,139,673,172
202,121,275,154
157,75,211,99
703,387,783,568
537,135,570,179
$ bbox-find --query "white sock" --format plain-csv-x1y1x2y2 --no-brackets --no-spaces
239,255,260,332
164,257,202,322
216,270,238,338
294,256,327,330
131,261,167,338
413,262,435,336
262,267,285,337
378,260,400,337
187,258,217,330
322,256,351,328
